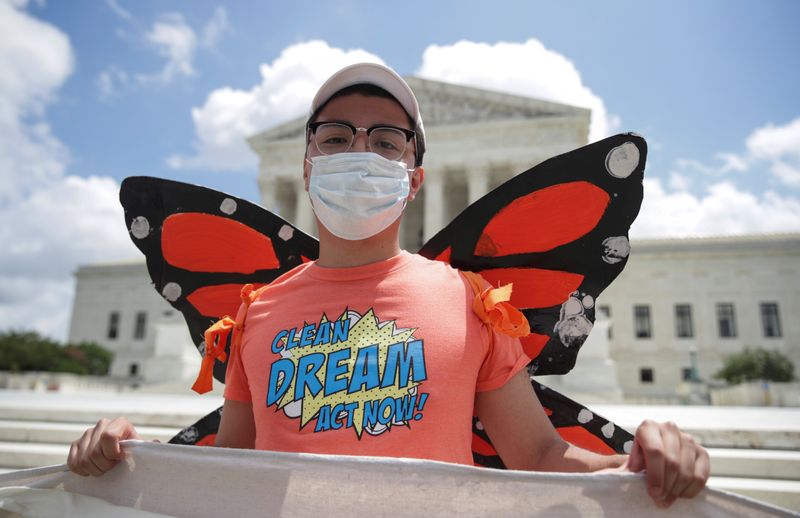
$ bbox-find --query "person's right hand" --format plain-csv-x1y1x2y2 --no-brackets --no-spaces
67,417,139,476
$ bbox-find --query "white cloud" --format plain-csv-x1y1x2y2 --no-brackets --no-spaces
668,171,691,192
0,2,138,340
671,153,750,179
0,175,137,337
746,117,800,160
97,7,229,96
138,13,197,84
771,161,800,189
714,152,748,173
167,40,384,171
0,276,75,340
0,175,134,279
632,179,800,238
415,39,619,142
96,66,129,101
201,6,229,49
675,117,800,189
745,117,800,189
105,0,132,21
674,158,717,177
0,0,72,201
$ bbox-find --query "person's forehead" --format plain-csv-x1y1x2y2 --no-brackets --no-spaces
315,93,410,128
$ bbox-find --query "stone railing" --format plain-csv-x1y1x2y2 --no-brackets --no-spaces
710,380,800,407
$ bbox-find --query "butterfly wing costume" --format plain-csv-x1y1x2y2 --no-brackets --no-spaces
119,133,646,465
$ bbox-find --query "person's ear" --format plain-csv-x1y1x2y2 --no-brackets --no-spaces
408,166,424,201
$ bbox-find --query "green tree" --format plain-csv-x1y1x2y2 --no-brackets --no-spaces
0,330,113,375
69,342,114,375
714,348,796,384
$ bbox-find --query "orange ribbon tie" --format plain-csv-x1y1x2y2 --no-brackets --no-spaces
191,283,267,395
191,316,236,394
462,271,531,338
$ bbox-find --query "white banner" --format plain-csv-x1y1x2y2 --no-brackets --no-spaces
0,441,794,517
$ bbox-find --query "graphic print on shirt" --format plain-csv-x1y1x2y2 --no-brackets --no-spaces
265,308,429,439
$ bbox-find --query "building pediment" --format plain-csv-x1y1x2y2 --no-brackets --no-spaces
248,77,588,145
406,77,588,126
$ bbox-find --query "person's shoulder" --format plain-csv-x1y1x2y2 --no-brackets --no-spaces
404,253,466,284
253,261,314,301
276,261,315,284
406,252,454,271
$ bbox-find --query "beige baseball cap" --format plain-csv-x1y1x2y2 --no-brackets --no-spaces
309,62,426,166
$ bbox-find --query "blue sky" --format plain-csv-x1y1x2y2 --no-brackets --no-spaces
1,0,799,339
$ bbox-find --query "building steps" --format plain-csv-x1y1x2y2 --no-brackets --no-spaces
708,448,800,480
0,441,68,470
0,390,222,428
592,404,800,451
708,477,800,511
0,419,177,444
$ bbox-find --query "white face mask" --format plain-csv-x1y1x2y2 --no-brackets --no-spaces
307,152,411,241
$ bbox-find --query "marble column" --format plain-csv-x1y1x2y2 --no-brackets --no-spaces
423,172,444,242
259,177,277,213
466,164,490,204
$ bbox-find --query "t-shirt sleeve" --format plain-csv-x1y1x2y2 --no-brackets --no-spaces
223,327,252,402
475,327,529,392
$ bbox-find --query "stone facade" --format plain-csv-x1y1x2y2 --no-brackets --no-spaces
68,261,199,384
600,234,800,402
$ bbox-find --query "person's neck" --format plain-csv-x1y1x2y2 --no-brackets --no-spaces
315,222,403,268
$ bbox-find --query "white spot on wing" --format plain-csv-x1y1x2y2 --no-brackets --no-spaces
162,282,182,302
278,224,294,241
475,420,484,431
601,421,615,438
220,198,237,215
623,440,633,454
130,216,150,239
554,292,593,348
582,295,595,309
178,426,199,443
605,141,640,179
602,236,631,265
562,297,583,316
577,409,593,424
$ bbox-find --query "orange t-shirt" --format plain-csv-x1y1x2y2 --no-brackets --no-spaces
224,251,528,465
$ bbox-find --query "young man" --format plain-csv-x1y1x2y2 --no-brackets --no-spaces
69,63,709,508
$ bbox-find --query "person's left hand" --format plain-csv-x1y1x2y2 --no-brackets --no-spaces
619,419,710,507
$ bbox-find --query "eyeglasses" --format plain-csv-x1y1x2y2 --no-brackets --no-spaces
308,121,416,162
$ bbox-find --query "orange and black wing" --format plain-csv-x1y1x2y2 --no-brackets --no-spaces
419,133,646,462
119,176,320,384
420,133,645,375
